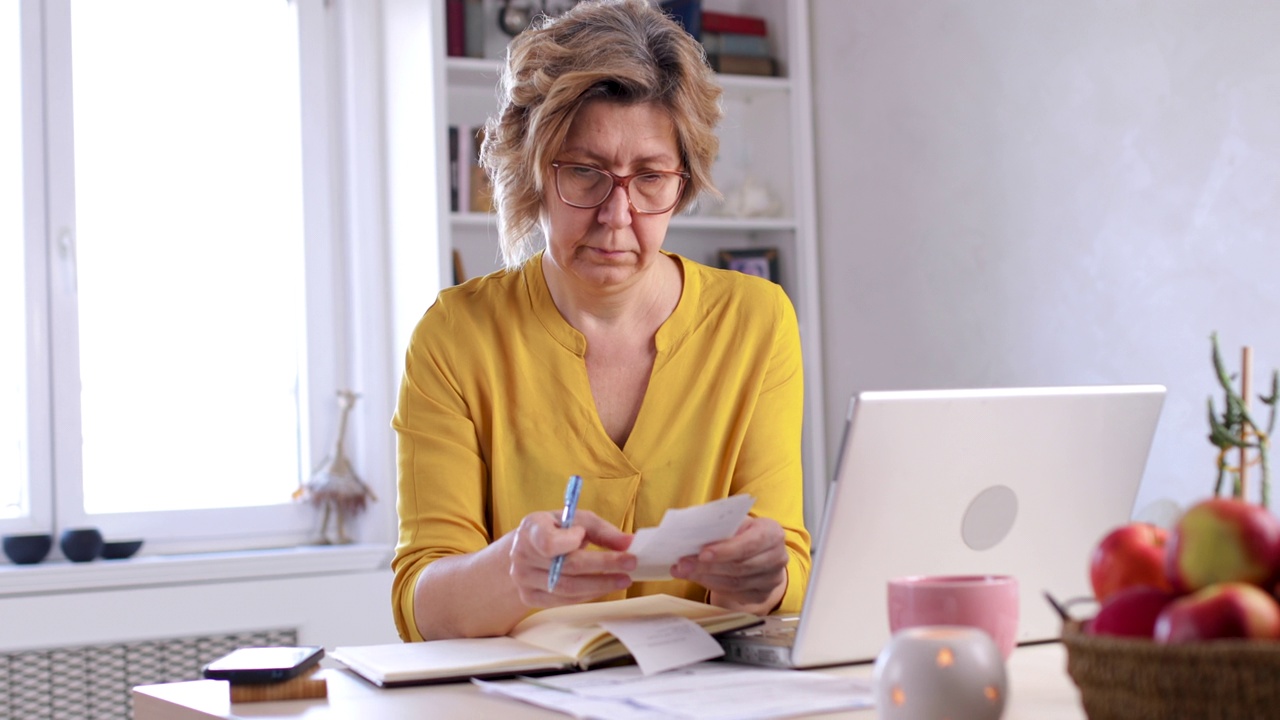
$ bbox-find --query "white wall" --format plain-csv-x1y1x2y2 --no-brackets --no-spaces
810,0,1280,522
0,570,399,654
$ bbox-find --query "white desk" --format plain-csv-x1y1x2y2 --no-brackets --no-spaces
134,643,1085,719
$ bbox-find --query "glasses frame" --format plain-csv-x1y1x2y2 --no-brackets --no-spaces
550,161,690,215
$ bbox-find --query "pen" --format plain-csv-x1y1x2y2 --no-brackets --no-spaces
547,474,583,592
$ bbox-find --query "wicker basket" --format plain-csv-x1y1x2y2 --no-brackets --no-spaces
1061,620,1280,720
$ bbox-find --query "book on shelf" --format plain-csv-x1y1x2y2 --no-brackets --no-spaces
700,9,767,37
707,53,777,77
456,125,471,214
445,0,466,57
659,0,703,41
448,125,494,214
448,125,460,212
463,0,485,58
702,31,770,58
452,249,467,285
468,126,494,213
330,594,762,687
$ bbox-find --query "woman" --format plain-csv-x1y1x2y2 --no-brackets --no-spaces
392,0,810,642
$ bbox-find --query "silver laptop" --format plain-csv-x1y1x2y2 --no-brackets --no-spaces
720,384,1166,668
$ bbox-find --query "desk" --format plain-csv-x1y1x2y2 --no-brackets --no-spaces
134,643,1085,719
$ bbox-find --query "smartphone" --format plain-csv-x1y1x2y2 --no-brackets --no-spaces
202,646,325,684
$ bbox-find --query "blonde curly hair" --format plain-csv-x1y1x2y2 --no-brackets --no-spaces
479,0,723,270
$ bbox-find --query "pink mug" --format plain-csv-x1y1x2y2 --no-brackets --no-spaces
887,574,1020,659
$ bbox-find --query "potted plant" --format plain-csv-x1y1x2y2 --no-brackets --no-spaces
1207,332,1278,506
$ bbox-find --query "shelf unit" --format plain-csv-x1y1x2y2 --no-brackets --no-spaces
420,0,828,528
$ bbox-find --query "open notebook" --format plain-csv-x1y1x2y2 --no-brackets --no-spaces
720,384,1166,668
331,594,761,686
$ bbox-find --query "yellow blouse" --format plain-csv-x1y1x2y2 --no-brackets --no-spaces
391,252,811,642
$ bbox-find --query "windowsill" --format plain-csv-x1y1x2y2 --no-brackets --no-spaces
0,543,393,599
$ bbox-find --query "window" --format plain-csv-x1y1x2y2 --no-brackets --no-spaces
2,2,25,523
4,0,360,553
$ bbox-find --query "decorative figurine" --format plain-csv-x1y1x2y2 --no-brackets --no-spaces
718,175,781,218
294,390,376,544
497,0,538,36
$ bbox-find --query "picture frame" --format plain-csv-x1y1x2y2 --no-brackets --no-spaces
718,247,780,283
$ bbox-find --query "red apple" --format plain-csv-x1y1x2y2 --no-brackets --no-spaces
1165,498,1280,592
1089,522,1172,602
1154,581,1280,643
1086,585,1179,638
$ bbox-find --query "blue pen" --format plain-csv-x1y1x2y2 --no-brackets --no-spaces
547,474,583,592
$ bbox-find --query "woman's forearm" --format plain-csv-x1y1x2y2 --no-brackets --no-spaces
412,532,531,639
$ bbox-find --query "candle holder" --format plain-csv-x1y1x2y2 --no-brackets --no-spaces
874,626,1006,720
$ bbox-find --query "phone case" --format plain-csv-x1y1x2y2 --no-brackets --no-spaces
202,646,325,684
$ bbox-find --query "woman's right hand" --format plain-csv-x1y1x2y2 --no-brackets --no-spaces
508,509,636,608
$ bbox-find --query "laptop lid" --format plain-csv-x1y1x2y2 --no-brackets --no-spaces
789,384,1166,667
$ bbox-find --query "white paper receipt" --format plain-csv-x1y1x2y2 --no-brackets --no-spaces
627,495,755,581
597,615,725,676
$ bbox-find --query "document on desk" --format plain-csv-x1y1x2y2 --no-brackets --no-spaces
596,615,725,675
474,661,874,720
628,495,755,581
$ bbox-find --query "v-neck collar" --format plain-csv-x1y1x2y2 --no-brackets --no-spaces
523,250,698,358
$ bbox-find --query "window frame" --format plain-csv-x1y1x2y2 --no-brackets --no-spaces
3,0,378,554
8,0,54,537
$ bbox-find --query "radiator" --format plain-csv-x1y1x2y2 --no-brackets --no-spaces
0,628,297,720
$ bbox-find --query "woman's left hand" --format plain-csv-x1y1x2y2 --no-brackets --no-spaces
670,516,788,615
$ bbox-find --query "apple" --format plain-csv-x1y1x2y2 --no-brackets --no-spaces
1165,498,1280,592
1154,581,1280,643
1089,522,1172,602
1086,585,1178,638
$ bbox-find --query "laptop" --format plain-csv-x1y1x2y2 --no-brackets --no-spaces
720,384,1166,668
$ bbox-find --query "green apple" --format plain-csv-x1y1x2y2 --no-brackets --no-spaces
1164,498,1280,592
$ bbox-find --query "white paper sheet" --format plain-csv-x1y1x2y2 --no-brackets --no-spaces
596,615,725,675
476,661,875,720
474,678,670,720
627,495,755,580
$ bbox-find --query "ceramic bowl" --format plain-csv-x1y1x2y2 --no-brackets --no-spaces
59,527,104,562
3,533,54,565
100,539,144,560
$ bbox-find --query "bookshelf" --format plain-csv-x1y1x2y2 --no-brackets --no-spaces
400,0,828,527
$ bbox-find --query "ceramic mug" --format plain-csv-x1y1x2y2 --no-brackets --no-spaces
887,574,1020,659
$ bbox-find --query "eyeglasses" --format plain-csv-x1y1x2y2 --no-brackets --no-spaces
550,162,690,215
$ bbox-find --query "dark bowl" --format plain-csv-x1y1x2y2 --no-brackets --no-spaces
3,533,54,565
100,539,144,560
59,527,104,562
